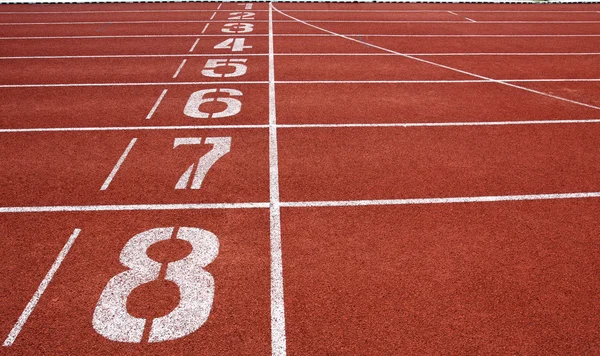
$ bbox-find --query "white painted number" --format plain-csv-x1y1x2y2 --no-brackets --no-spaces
93,227,219,343
183,88,242,119
221,23,254,34
238,3,252,10
214,38,252,52
202,59,248,78
174,137,231,190
227,12,255,20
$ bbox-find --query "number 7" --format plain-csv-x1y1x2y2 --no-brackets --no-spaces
174,137,232,190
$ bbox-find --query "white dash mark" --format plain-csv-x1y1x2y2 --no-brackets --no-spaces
268,5,287,356
189,38,200,52
3,228,81,347
100,138,137,191
209,12,216,20
202,23,210,34
172,58,187,79
464,17,477,23
145,89,168,120
216,3,222,10
448,11,458,16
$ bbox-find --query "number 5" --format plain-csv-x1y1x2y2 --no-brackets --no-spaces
184,88,242,119
202,59,247,78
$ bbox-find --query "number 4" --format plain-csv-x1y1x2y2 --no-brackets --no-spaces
214,38,252,52
174,137,232,190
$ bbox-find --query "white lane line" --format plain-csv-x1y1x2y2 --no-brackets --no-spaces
216,3,222,10
2,78,600,89
4,20,600,25
281,192,600,208
3,52,600,60
448,11,459,16
209,12,217,20
202,23,210,34
188,38,200,52
100,138,137,191
0,10,597,14
272,6,600,112
3,228,81,347
3,191,600,214
269,5,286,356
172,59,187,79
0,203,269,213
3,34,600,40
464,17,477,23
0,81,267,88
3,118,600,133
0,124,268,133
145,89,168,120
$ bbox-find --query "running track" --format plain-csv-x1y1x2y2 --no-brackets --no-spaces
1,1,600,354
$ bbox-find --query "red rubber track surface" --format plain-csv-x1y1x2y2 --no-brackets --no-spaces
1,1,600,355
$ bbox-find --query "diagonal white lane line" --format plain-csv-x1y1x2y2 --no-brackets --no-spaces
100,138,137,190
269,4,287,356
3,229,82,346
145,89,168,120
271,5,600,112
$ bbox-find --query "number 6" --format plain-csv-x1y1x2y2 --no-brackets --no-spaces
183,88,242,119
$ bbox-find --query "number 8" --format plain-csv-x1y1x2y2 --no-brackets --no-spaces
92,227,219,343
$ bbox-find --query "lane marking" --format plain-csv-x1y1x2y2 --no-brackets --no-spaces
209,12,217,21
3,228,81,346
0,82,267,88
0,203,269,213
3,191,600,214
216,3,222,10
3,20,600,25
172,59,187,79
281,192,600,208
272,6,600,112
2,34,600,40
0,125,268,133
188,38,200,52
3,52,600,60
464,17,477,23
100,138,137,191
2,78,600,89
0,10,597,14
269,5,286,356
2,119,600,133
202,23,210,34
448,11,459,16
145,89,168,120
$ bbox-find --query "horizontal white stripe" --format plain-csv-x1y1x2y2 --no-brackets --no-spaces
2,191,600,213
2,52,600,60
0,10,598,14
2,34,599,40
281,192,600,208
2,20,600,25
2,119,600,133
0,202,270,213
0,78,598,88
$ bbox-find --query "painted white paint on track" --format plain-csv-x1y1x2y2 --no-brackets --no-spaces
2,78,600,88
2,20,600,25
0,203,270,213
3,52,600,60
3,229,81,346
2,119,600,134
0,10,598,14
188,38,200,52
3,34,600,40
281,192,600,208
145,89,168,120
3,191,600,214
172,59,187,79
100,138,137,191
272,5,600,112
269,5,287,356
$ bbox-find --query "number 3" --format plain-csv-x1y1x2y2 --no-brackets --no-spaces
93,227,219,343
